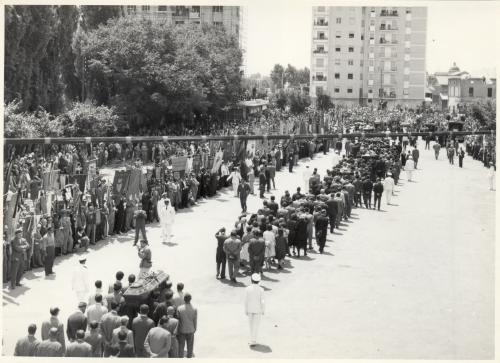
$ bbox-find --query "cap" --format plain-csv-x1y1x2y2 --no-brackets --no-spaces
251,273,261,283
78,301,87,308
79,257,87,263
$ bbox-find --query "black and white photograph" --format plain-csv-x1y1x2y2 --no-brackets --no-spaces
1,0,497,360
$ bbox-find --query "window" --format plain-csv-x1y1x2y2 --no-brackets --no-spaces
369,66,374,72
127,5,136,14
319,32,326,39
488,88,493,97
334,88,340,93
368,98,373,103
348,73,353,79
349,32,354,38
335,47,341,52
347,88,353,93
348,59,354,66
335,59,341,65
370,10,376,17
176,20,185,25
316,86,323,95
361,34,364,40
316,58,324,67
336,17,342,24
213,6,223,12
404,67,410,75
368,80,374,85
335,73,340,79
368,89,373,93
158,6,167,11
469,87,474,97
403,89,409,95
406,9,412,14
336,31,341,39
191,6,200,13
348,47,354,52
213,21,223,28
142,5,150,11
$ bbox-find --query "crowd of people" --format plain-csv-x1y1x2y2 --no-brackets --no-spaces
14,268,198,358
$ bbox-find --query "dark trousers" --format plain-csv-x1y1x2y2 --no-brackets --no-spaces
259,187,265,198
178,332,195,358
328,215,336,233
134,225,147,244
44,246,55,275
363,193,371,208
374,193,382,210
240,197,248,212
10,254,25,287
33,244,43,267
288,162,293,173
217,256,226,278
250,257,263,274
354,193,362,207
227,257,239,279
459,157,463,168
425,140,430,149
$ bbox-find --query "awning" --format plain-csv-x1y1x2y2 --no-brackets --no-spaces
439,93,448,100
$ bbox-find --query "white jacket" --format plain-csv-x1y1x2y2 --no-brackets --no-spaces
245,284,265,314
383,177,395,191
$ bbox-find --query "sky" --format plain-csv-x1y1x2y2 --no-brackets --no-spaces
244,1,498,78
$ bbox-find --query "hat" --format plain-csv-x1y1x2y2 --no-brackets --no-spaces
251,273,261,283
79,257,87,263
78,301,87,308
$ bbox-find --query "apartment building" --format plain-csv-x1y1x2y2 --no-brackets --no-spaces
122,5,246,72
311,6,427,108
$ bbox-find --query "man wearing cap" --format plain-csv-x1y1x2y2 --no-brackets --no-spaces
65,330,92,357
72,257,90,303
383,172,395,205
67,302,88,341
245,273,265,346
132,304,155,357
35,327,65,357
9,228,29,289
14,324,40,356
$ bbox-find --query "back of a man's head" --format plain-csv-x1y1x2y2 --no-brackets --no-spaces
95,280,102,289
184,293,192,304
95,294,103,303
27,324,37,335
116,271,124,281
50,307,60,316
110,301,119,311
139,304,149,315
76,330,85,340
118,330,127,342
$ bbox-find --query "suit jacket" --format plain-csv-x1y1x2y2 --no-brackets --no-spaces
65,340,92,357
67,310,88,341
325,199,337,217
144,327,171,357
100,311,121,343
248,238,266,260
113,341,135,357
84,330,104,357
132,315,155,356
35,339,64,357
41,317,65,351
14,335,39,356
245,284,265,314
177,303,197,334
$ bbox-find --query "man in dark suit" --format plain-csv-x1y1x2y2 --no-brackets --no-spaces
132,304,155,357
133,203,147,246
65,330,92,357
373,178,384,211
237,179,251,213
111,330,135,357
215,228,227,279
325,194,338,233
315,210,329,253
362,178,373,209
67,302,88,342
267,196,279,217
258,167,266,199
248,234,266,274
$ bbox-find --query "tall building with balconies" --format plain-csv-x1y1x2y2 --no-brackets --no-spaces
311,6,427,108
122,5,246,73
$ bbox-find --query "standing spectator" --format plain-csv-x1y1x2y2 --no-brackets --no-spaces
144,316,172,358
244,273,265,347
72,257,90,303
458,147,465,168
412,147,420,169
373,178,384,211
248,234,266,275
258,166,267,199
9,228,29,289
314,211,329,254
177,293,197,358
215,228,227,279
383,172,395,205
100,301,122,357
65,330,92,357
133,202,148,246
172,282,185,308
41,307,65,351
86,294,108,325
84,321,104,357
14,324,40,356
108,270,125,294
132,304,155,357
165,306,179,357
433,142,441,160
237,179,251,213
111,316,134,349
43,226,55,276
112,330,135,357
223,230,242,283
488,162,496,191
89,280,108,308
406,156,415,181
66,302,88,342
35,327,65,357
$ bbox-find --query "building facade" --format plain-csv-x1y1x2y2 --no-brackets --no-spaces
311,6,427,108
122,5,246,72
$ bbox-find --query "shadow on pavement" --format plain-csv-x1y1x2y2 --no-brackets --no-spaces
3,284,29,299
250,344,272,353
162,242,179,247
219,279,246,288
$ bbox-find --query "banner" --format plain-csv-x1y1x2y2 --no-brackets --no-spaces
211,150,224,174
69,174,87,193
171,156,188,172
192,155,202,173
112,170,131,197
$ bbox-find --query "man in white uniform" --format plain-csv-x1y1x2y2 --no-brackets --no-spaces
157,195,168,242
244,273,265,346
383,172,395,205
72,257,90,304
164,199,176,243
302,165,312,192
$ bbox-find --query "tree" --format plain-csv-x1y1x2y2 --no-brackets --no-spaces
296,67,310,85
284,64,297,86
4,101,63,138
274,90,287,110
471,101,496,126
288,91,311,114
316,94,333,111
270,64,285,89
81,5,123,30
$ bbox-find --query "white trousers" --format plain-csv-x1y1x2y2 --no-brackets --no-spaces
385,190,393,204
75,291,88,304
233,181,239,196
406,170,413,181
248,313,261,344
165,223,173,242
489,175,495,190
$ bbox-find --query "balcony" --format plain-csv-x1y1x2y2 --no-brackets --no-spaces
312,76,327,82
380,10,399,16
314,21,329,26
379,38,399,44
313,49,328,54
313,36,328,41
381,91,397,98
189,12,200,19
380,25,399,31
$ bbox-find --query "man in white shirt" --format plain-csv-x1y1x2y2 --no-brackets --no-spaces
244,273,265,346
383,172,396,205
72,257,90,304
302,165,312,192
88,280,107,308
172,282,185,308
86,294,108,327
